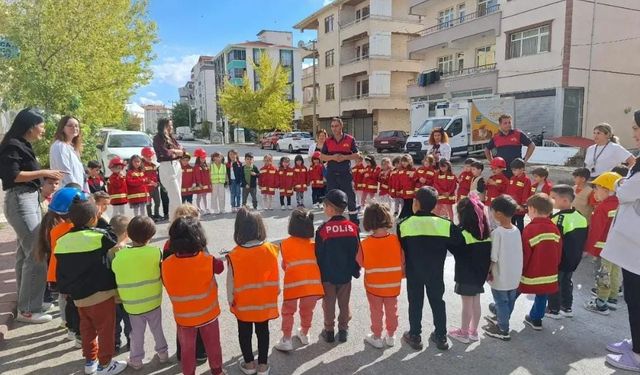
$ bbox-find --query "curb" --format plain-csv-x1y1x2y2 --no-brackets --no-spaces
0,225,17,344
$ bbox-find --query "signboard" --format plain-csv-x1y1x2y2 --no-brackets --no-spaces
0,37,19,59
470,97,515,144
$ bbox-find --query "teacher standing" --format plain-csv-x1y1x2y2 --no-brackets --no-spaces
0,108,63,324
584,123,635,178
428,127,451,161
600,110,640,371
49,116,87,191
484,114,535,178
308,128,328,158
153,119,184,221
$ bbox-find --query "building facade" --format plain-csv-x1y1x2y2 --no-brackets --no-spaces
407,0,640,148
142,105,171,134
191,56,216,127
295,0,423,141
179,81,195,106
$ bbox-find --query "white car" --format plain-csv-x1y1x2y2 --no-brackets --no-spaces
175,126,195,141
97,130,154,177
276,132,312,153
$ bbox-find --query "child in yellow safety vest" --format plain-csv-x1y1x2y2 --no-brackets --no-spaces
275,209,324,352
357,202,404,349
112,216,168,370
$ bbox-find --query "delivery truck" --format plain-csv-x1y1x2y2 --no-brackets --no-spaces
405,97,515,161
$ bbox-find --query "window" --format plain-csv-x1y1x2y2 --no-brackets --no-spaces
458,3,466,22
231,68,245,78
227,49,246,61
356,6,370,21
324,14,334,33
508,25,550,59
438,8,455,29
356,79,369,98
356,43,370,60
478,0,498,16
325,49,335,67
326,84,335,101
437,55,454,74
456,52,465,72
476,45,496,66
280,50,293,67
108,134,152,148
446,119,463,137
252,48,264,64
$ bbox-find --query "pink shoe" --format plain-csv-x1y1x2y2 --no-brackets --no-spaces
448,328,470,344
468,330,479,342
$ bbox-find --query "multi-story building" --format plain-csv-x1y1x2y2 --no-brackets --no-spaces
407,0,640,147
191,56,216,127
212,30,303,142
295,0,423,141
178,81,195,107
142,105,171,133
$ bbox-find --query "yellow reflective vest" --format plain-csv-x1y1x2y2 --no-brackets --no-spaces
112,245,163,314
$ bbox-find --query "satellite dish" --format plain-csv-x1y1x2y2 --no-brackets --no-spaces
297,40,307,49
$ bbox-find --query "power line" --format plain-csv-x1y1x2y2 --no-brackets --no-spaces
571,35,640,47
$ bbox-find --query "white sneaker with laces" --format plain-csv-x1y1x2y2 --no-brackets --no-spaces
96,360,127,375
384,335,395,347
281,206,286,211
364,334,384,349
16,311,52,324
66,330,76,341
84,359,98,374
274,337,293,352
296,328,309,346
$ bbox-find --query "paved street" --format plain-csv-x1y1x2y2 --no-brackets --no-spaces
0,141,629,374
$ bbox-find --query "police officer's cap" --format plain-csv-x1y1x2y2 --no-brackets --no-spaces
324,189,348,210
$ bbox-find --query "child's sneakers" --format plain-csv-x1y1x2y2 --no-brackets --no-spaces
157,351,169,363
364,334,384,349
468,329,479,342
545,309,563,320
402,331,423,351
524,315,543,331
320,329,335,343
607,298,619,310
384,334,395,347
607,339,633,354
296,328,309,346
287,205,293,210
560,307,574,318
84,359,98,374
96,360,127,375
15,311,52,324
429,332,450,350
448,328,470,344
126,359,143,370
274,337,293,352
584,298,610,315
484,314,498,326
281,205,286,211
484,324,511,341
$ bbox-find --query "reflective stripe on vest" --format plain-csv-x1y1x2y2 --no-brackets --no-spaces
55,230,104,255
361,235,403,297
162,252,220,327
608,209,617,218
462,230,491,245
210,164,226,184
228,243,280,321
127,193,148,199
528,232,561,247
112,245,163,314
521,274,558,285
110,193,127,199
281,237,324,300
595,241,606,249
399,215,451,238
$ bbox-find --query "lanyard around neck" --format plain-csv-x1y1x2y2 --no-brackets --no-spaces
593,142,609,167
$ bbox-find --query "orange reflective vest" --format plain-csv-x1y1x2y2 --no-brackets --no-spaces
281,237,324,300
162,252,220,327
228,242,280,322
361,234,403,297
47,221,74,283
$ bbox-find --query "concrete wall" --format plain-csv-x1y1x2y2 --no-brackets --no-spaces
376,109,410,133
514,94,556,135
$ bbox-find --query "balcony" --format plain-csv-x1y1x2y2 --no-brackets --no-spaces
407,64,498,98
340,55,422,77
341,94,408,113
302,71,316,88
408,5,501,56
409,0,435,16
339,15,423,42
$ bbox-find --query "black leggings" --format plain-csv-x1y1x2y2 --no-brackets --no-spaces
237,320,269,365
279,195,292,206
65,296,80,335
312,187,326,204
623,269,640,354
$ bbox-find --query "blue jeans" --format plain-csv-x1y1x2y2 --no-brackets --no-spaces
230,180,242,208
530,294,548,321
491,288,518,331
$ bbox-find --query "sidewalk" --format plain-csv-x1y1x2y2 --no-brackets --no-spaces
0,187,17,344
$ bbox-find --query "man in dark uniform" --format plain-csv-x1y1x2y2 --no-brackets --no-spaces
320,117,360,223
484,114,536,178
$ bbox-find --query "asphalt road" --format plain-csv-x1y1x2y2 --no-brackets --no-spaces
0,142,629,375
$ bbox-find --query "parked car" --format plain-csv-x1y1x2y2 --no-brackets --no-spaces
260,131,284,149
97,130,154,176
374,130,408,153
175,126,195,141
276,132,312,153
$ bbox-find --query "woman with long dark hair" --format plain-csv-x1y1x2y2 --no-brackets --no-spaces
49,115,87,190
153,118,184,220
601,110,640,371
0,108,63,323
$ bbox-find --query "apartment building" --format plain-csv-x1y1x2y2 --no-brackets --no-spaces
295,0,423,141
178,81,194,106
213,30,303,142
407,0,640,148
190,56,216,127
142,105,171,133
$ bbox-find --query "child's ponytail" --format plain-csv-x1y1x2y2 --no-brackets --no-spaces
36,211,64,262
456,193,490,240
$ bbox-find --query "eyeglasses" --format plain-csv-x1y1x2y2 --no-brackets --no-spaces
65,123,80,128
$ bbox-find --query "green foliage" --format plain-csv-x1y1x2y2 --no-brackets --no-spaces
219,52,296,132
171,102,196,129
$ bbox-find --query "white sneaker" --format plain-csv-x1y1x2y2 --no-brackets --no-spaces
288,205,293,210
365,333,384,349
16,311,52,324
75,337,83,348
96,360,127,375
274,337,293,352
84,359,98,374
66,330,76,341
281,206,286,211
384,335,395,347
42,302,53,312
296,328,309,346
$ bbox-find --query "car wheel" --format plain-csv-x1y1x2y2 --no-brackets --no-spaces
376,148,382,153
288,144,294,153
276,144,282,152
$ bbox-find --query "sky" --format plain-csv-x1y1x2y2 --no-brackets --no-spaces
131,0,334,108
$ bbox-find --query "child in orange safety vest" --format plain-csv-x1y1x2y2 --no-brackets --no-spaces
162,216,225,375
274,208,323,352
357,202,404,349
227,208,279,375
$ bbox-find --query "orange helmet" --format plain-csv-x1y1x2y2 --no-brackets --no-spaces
194,148,207,159
141,146,155,159
490,157,506,169
312,151,321,160
108,156,126,169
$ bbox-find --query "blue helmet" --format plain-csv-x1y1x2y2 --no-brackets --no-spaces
48,187,88,215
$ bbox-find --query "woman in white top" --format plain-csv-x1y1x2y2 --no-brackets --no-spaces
49,116,88,191
428,127,452,161
601,111,640,371
307,128,328,159
584,123,635,178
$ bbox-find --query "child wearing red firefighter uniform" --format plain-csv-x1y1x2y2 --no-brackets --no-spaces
180,153,195,204
107,156,128,216
309,152,326,208
506,158,532,232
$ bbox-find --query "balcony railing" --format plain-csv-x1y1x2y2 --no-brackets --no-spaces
408,63,497,85
340,14,420,30
416,4,500,37
340,55,370,65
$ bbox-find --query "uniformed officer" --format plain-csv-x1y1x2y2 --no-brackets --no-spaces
484,114,536,178
320,117,360,223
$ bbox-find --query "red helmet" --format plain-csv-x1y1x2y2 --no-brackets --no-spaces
490,157,507,169
141,146,155,159
312,151,321,160
108,156,126,169
194,148,207,159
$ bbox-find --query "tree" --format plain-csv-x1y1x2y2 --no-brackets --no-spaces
171,102,196,129
219,52,296,132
